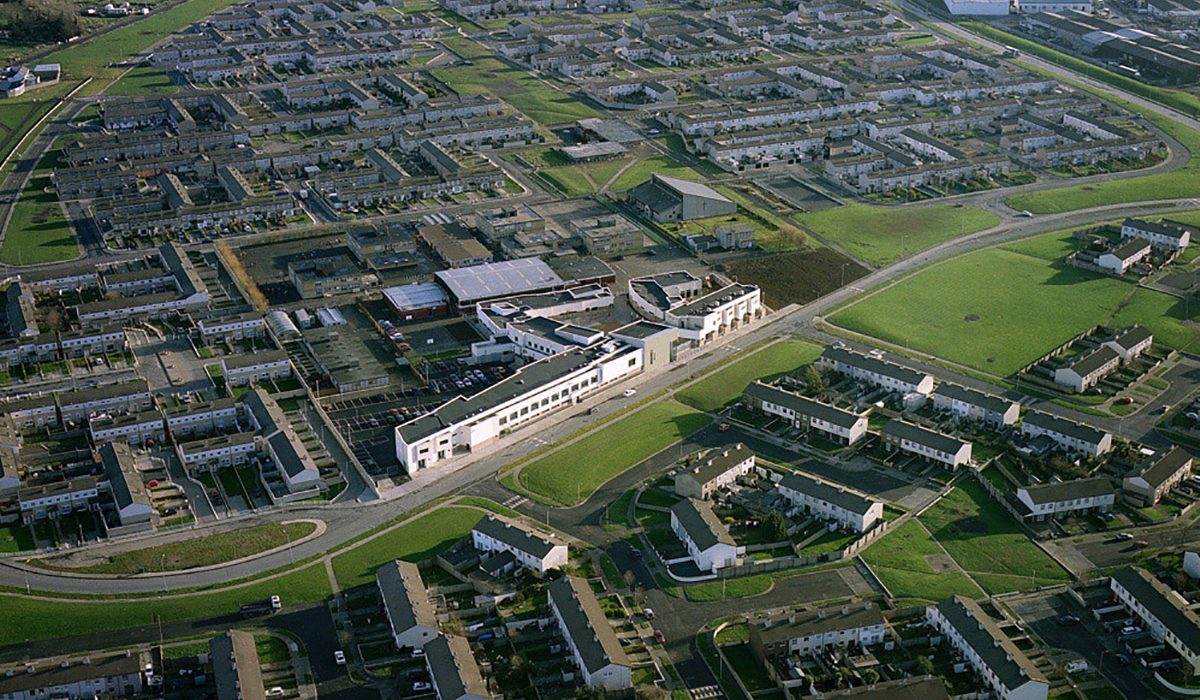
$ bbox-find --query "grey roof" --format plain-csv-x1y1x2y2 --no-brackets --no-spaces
548,575,630,676
683,443,755,487
1023,411,1109,445
211,630,265,700
1129,446,1193,489
779,470,879,516
424,635,487,700
933,383,1017,415
650,173,732,203
59,378,150,407
744,381,864,429
1112,567,1200,654
1062,345,1119,377
377,560,437,638
472,514,562,560
1124,217,1195,241
1111,324,1153,351
821,347,930,387
610,320,675,340
882,420,967,455
99,443,150,512
0,652,143,695
752,602,885,646
670,498,735,551
1108,237,1151,261
931,596,1047,691
1019,477,1113,505
434,258,563,304
223,349,290,370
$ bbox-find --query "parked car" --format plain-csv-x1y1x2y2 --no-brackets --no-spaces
654,630,666,644
1115,532,1134,541
1057,615,1080,626
334,650,346,665
160,507,178,517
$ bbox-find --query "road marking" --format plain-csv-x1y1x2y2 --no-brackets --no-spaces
690,685,722,699
502,495,528,509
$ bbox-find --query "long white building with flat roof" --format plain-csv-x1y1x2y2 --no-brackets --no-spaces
628,271,761,346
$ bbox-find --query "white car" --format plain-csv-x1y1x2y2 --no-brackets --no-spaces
414,681,432,692
333,650,347,665
622,389,637,397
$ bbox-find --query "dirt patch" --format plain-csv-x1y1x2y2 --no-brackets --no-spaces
724,248,869,308
964,314,980,322
925,552,959,574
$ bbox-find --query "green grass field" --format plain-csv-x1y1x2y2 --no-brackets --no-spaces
536,154,700,198
330,506,482,588
432,56,599,126
0,175,80,265
0,562,330,646
676,339,824,412
30,522,317,575
107,67,178,96
0,100,53,165
829,232,1199,375
0,524,34,552
860,520,984,602
919,480,1069,594
518,400,710,506
795,203,1000,267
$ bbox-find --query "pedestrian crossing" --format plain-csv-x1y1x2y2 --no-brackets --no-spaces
690,685,722,699
502,495,528,509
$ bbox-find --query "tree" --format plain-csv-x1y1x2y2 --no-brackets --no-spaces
623,569,636,591
804,365,825,394
914,655,934,676
9,0,80,43
862,668,880,685
764,511,788,541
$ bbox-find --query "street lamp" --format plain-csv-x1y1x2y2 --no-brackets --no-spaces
160,553,168,593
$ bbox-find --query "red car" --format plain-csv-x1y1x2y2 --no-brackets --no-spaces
654,630,666,644
145,480,159,488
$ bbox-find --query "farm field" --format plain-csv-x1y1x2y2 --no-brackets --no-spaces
29,522,317,575
918,480,1069,595
518,400,710,506
331,505,482,588
829,232,1200,376
860,519,984,603
795,202,1000,267
0,562,330,646
676,338,824,412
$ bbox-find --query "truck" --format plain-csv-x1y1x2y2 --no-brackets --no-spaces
1003,45,1019,58
240,595,281,617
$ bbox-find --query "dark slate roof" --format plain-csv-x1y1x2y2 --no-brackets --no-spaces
547,575,630,676
779,470,879,516
99,442,150,512
1018,477,1113,505
1023,411,1109,445
1111,325,1153,351
1062,346,1119,377
1124,217,1194,241
211,630,265,700
1112,567,1200,655
821,347,930,387
472,514,562,560
882,420,966,454
1108,237,1151,261
744,381,864,429
377,560,437,637
933,382,1017,415
424,635,487,700
752,602,885,646
683,443,755,486
1129,446,1193,489
670,498,735,551
931,596,1047,692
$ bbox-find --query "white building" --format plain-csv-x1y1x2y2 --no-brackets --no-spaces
177,432,258,470
628,272,761,345
395,342,643,471
1123,446,1193,507
670,498,742,572
1103,325,1153,363
674,443,756,500
198,313,266,342
1097,238,1151,275
778,471,883,533
548,575,633,690
1015,477,1115,520
1021,412,1112,458
221,350,293,387
376,560,438,651
932,383,1021,426
818,347,935,395
926,596,1050,700
1110,567,1200,676
99,442,153,527
1122,218,1193,250
1054,346,1120,393
945,0,1011,14
743,381,869,444
471,514,568,574
749,602,887,660
881,420,972,469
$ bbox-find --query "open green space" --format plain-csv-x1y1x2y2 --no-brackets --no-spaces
676,339,824,412
0,175,79,265
830,231,1200,375
0,523,34,552
795,202,999,267
860,520,984,602
0,562,330,646
537,153,702,199
331,506,482,588
663,185,807,252
518,400,710,506
919,480,1069,594
107,67,178,96
0,100,53,165
432,54,599,126
29,521,317,575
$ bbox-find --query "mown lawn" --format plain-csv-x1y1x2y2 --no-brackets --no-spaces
860,520,984,602
432,55,599,126
918,480,1069,594
0,523,34,552
519,400,710,506
29,522,316,575
795,202,1000,267
830,234,1200,375
0,563,330,646
676,339,824,412
0,175,79,265
107,67,178,96
331,506,482,588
